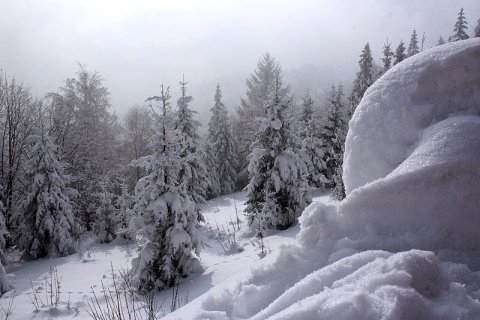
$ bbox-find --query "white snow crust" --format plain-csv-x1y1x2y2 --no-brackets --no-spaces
167,39,480,319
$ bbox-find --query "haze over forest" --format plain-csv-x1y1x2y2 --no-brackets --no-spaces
1,0,480,117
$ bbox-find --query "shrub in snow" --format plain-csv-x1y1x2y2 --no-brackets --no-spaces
16,134,80,260
130,86,203,292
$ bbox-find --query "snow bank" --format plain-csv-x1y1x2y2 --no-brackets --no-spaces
167,39,480,319
343,38,480,194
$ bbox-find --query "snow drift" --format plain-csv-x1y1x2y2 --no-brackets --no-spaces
167,38,480,319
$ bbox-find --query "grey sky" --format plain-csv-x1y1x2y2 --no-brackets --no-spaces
1,0,479,115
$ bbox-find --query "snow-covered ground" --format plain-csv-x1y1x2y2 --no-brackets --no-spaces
2,37,480,320
0,191,333,319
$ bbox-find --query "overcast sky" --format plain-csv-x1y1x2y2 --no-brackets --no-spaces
1,0,479,115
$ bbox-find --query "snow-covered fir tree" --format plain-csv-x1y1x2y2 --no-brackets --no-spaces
244,76,311,231
299,93,327,189
207,85,239,195
15,133,79,260
322,84,348,199
93,176,116,243
114,177,134,238
174,79,209,223
393,41,407,65
130,85,202,292
381,39,394,73
203,141,221,199
449,8,470,42
349,43,375,116
407,29,420,57
437,36,446,46
235,53,291,188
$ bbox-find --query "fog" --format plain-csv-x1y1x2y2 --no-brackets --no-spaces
1,0,479,117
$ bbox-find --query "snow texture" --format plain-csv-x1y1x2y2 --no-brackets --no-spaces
344,38,480,194
167,39,480,319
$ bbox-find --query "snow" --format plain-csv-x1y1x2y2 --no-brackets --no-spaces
2,39,480,319
343,38,480,194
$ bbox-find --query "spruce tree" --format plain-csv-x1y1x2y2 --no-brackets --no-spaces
115,177,134,239
349,43,374,116
16,134,79,260
130,85,202,292
244,76,311,231
299,93,327,189
393,41,407,65
437,36,446,46
449,8,470,41
322,84,348,199
475,19,480,38
207,85,239,195
407,29,420,57
174,79,209,222
235,53,291,187
93,176,116,243
203,141,221,199
381,39,394,73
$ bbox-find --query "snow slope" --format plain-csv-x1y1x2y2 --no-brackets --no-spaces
167,38,480,319
0,192,328,319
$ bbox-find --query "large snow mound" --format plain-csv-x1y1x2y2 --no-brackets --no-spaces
344,38,480,194
167,39,480,319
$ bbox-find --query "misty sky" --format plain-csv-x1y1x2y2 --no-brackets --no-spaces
1,0,479,115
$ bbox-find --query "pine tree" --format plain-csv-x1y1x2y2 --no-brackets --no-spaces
203,141,221,199
381,39,394,73
475,19,480,37
393,41,407,65
244,76,311,231
322,84,348,199
115,177,134,239
93,176,116,243
235,53,291,188
407,29,420,57
449,8,470,42
16,134,79,260
349,43,374,116
174,79,209,222
207,85,239,196
437,36,446,46
299,93,327,189
130,85,202,292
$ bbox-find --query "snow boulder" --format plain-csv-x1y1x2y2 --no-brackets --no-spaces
344,38,480,194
